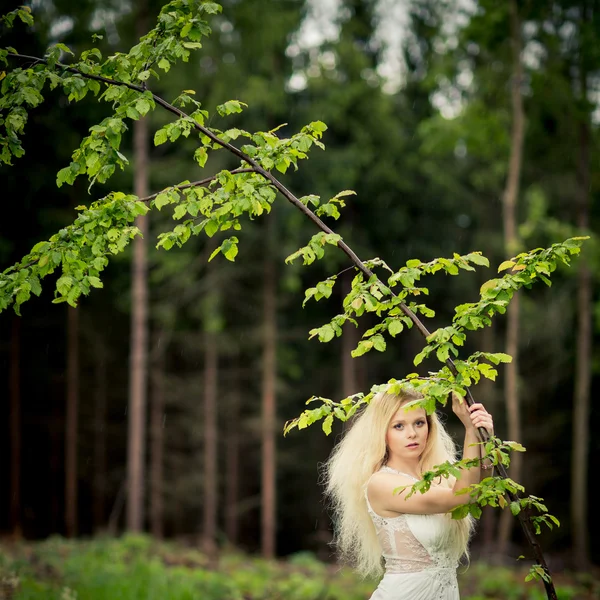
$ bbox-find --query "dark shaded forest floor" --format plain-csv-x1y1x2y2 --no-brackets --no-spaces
0,535,598,599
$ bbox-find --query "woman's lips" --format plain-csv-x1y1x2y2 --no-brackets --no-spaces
406,443,419,448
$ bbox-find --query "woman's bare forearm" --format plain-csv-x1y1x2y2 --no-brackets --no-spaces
452,429,481,494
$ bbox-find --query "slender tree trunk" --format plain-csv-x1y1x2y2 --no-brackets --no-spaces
225,357,241,546
341,269,359,438
150,333,165,539
65,306,79,537
93,338,108,532
50,399,61,532
571,37,591,568
202,329,218,555
261,216,277,559
498,0,525,556
9,315,22,538
341,271,358,401
126,62,150,531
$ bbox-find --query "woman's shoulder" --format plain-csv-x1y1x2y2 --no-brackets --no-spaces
367,469,417,494
366,470,417,518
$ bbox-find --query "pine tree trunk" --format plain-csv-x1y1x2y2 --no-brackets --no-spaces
225,357,240,546
571,43,591,568
65,306,79,538
9,315,21,538
498,0,525,556
261,216,277,559
202,330,218,555
126,74,150,532
93,338,107,532
150,334,165,539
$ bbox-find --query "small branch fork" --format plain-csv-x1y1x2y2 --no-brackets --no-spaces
7,52,557,598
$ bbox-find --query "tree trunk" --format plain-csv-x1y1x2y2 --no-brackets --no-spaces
341,269,359,437
93,337,108,532
150,333,166,539
261,216,277,559
225,357,241,546
202,329,218,555
9,315,22,538
126,68,150,532
571,34,591,567
497,0,525,556
341,271,358,401
65,306,79,538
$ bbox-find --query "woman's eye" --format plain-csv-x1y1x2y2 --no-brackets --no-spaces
416,420,425,426
394,424,403,430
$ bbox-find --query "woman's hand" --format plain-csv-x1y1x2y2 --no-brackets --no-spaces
451,392,494,436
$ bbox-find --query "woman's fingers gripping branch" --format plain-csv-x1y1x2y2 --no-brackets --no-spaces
451,392,494,436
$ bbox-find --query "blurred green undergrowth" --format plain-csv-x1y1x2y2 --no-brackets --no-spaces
0,535,597,600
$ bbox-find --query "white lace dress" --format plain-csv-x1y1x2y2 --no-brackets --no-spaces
366,466,460,600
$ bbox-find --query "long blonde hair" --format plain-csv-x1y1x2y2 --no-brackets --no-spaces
322,389,475,579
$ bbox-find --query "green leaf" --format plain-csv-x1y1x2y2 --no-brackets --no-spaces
216,100,247,116
56,276,72,295
205,220,219,238
465,252,489,267
221,238,239,261
180,22,193,38
318,325,335,342
135,98,151,116
451,505,470,520
322,414,334,435
309,120,327,133
498,260,515,272
88,276,103,289
388,319,404,337
372,334,386,352
154,192,170,210
194,147,208,167
154,128,168,146
351,340,373,358
477,363,497,381
488,352,512,364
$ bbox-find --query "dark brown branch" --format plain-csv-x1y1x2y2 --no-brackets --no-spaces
5,51,556,594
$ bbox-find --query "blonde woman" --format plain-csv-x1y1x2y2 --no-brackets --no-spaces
323,389,494,599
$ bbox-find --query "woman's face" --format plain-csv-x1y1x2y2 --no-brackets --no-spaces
385,404,429,462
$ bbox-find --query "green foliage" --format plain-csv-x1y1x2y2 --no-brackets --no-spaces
283,235,587,557
0,536,377,600
1,0,220,167
1,537,596,599
0,192,147,314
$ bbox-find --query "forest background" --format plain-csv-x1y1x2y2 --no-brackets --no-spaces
0,0,599,590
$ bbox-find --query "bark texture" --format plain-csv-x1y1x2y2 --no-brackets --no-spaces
126,110,149,532
498,0,525,556
261,216,277,559
9,315,21,538
65,306,79,537
571,35,591,566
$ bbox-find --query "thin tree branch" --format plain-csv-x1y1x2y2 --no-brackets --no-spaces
139,167,256,203
5,51,557,593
